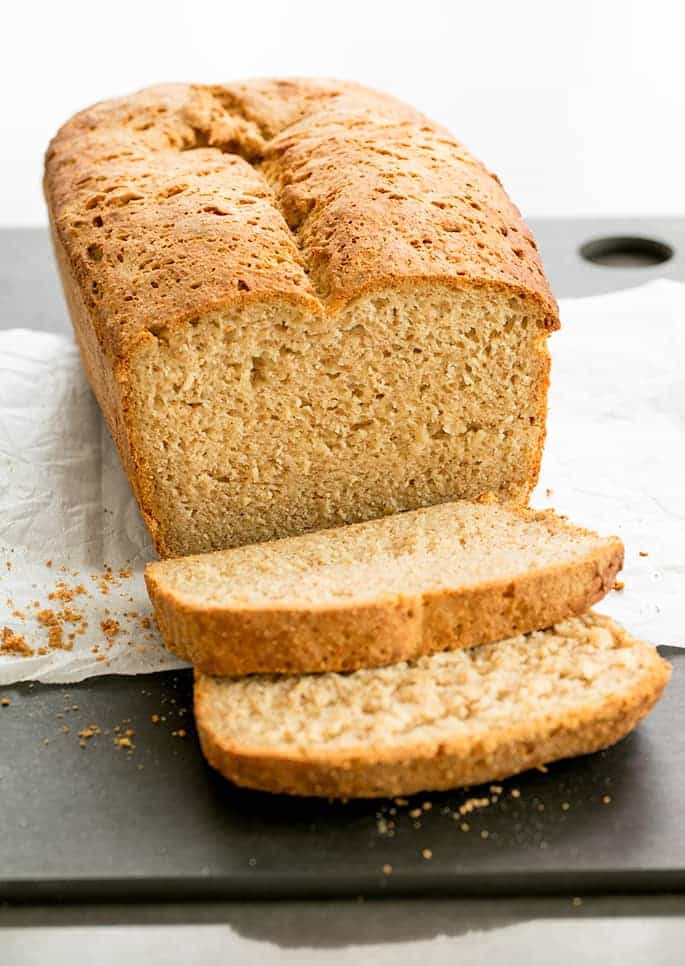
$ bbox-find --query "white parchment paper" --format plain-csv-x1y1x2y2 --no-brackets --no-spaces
1,280,684,684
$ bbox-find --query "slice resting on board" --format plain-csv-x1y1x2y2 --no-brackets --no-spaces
194,613,670,798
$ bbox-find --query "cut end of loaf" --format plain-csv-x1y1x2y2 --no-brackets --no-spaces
131,283,550,557
194,613,671,798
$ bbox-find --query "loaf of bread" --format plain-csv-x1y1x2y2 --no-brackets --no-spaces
194,613,670,798
45,79,559,558
146,501,623,674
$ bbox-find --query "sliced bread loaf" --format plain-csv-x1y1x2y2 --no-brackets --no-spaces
46,80,558,558
194,613,670,798
146,501,623,675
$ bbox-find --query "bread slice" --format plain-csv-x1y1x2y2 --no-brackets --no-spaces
45,80,559,558
146,501,623,675
194,613,670,798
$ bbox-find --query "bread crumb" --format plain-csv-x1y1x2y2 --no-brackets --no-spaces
480,830,490,839
151,713,161,724
48,583,76,603
394,798,408,807
1,626,33,656
639,551,649,557
36,609,64,649
613,580,625,591
561,801,570,811
45,559,53,567
12,610,25,619
460,822,470,832
421,848,432,860
572,897,583,908
409,807,422,818
172,728,187,738
537,764,549,773
602,794,612,805
1,697,9,707
459,797,490,816
382,863,393,875
510,788,521,799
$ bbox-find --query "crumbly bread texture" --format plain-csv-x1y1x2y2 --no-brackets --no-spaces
45,80,559,558
146,502,623,674
195,613,670,798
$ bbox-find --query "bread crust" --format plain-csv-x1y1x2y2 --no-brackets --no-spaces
145,511,623,675
194,620,670,798
44,80,559,557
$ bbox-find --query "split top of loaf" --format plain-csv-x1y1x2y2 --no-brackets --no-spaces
145,501,623,674
46,80,560,557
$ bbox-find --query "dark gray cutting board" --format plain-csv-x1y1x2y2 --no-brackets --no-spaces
1,221,683,903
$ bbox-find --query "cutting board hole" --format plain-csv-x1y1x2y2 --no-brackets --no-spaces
580,236,673,267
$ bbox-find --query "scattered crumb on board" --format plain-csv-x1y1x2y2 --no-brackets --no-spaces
371,775,616,869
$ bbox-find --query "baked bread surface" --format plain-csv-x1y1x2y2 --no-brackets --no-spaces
45,79,560,556
146,501,623,674
194,613,670,798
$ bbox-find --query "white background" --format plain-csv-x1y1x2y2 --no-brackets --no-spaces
3,0,684,226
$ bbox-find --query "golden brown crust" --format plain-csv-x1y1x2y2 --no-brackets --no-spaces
145,512,623,675
45,79,558,357
45,79,560,556
194,627,670,798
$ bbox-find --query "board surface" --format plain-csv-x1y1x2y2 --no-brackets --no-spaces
1,649,683,900
1,221,683,903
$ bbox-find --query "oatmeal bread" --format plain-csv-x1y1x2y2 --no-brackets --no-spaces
194,613,670,798
45,79,559,557
146,501,623,674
